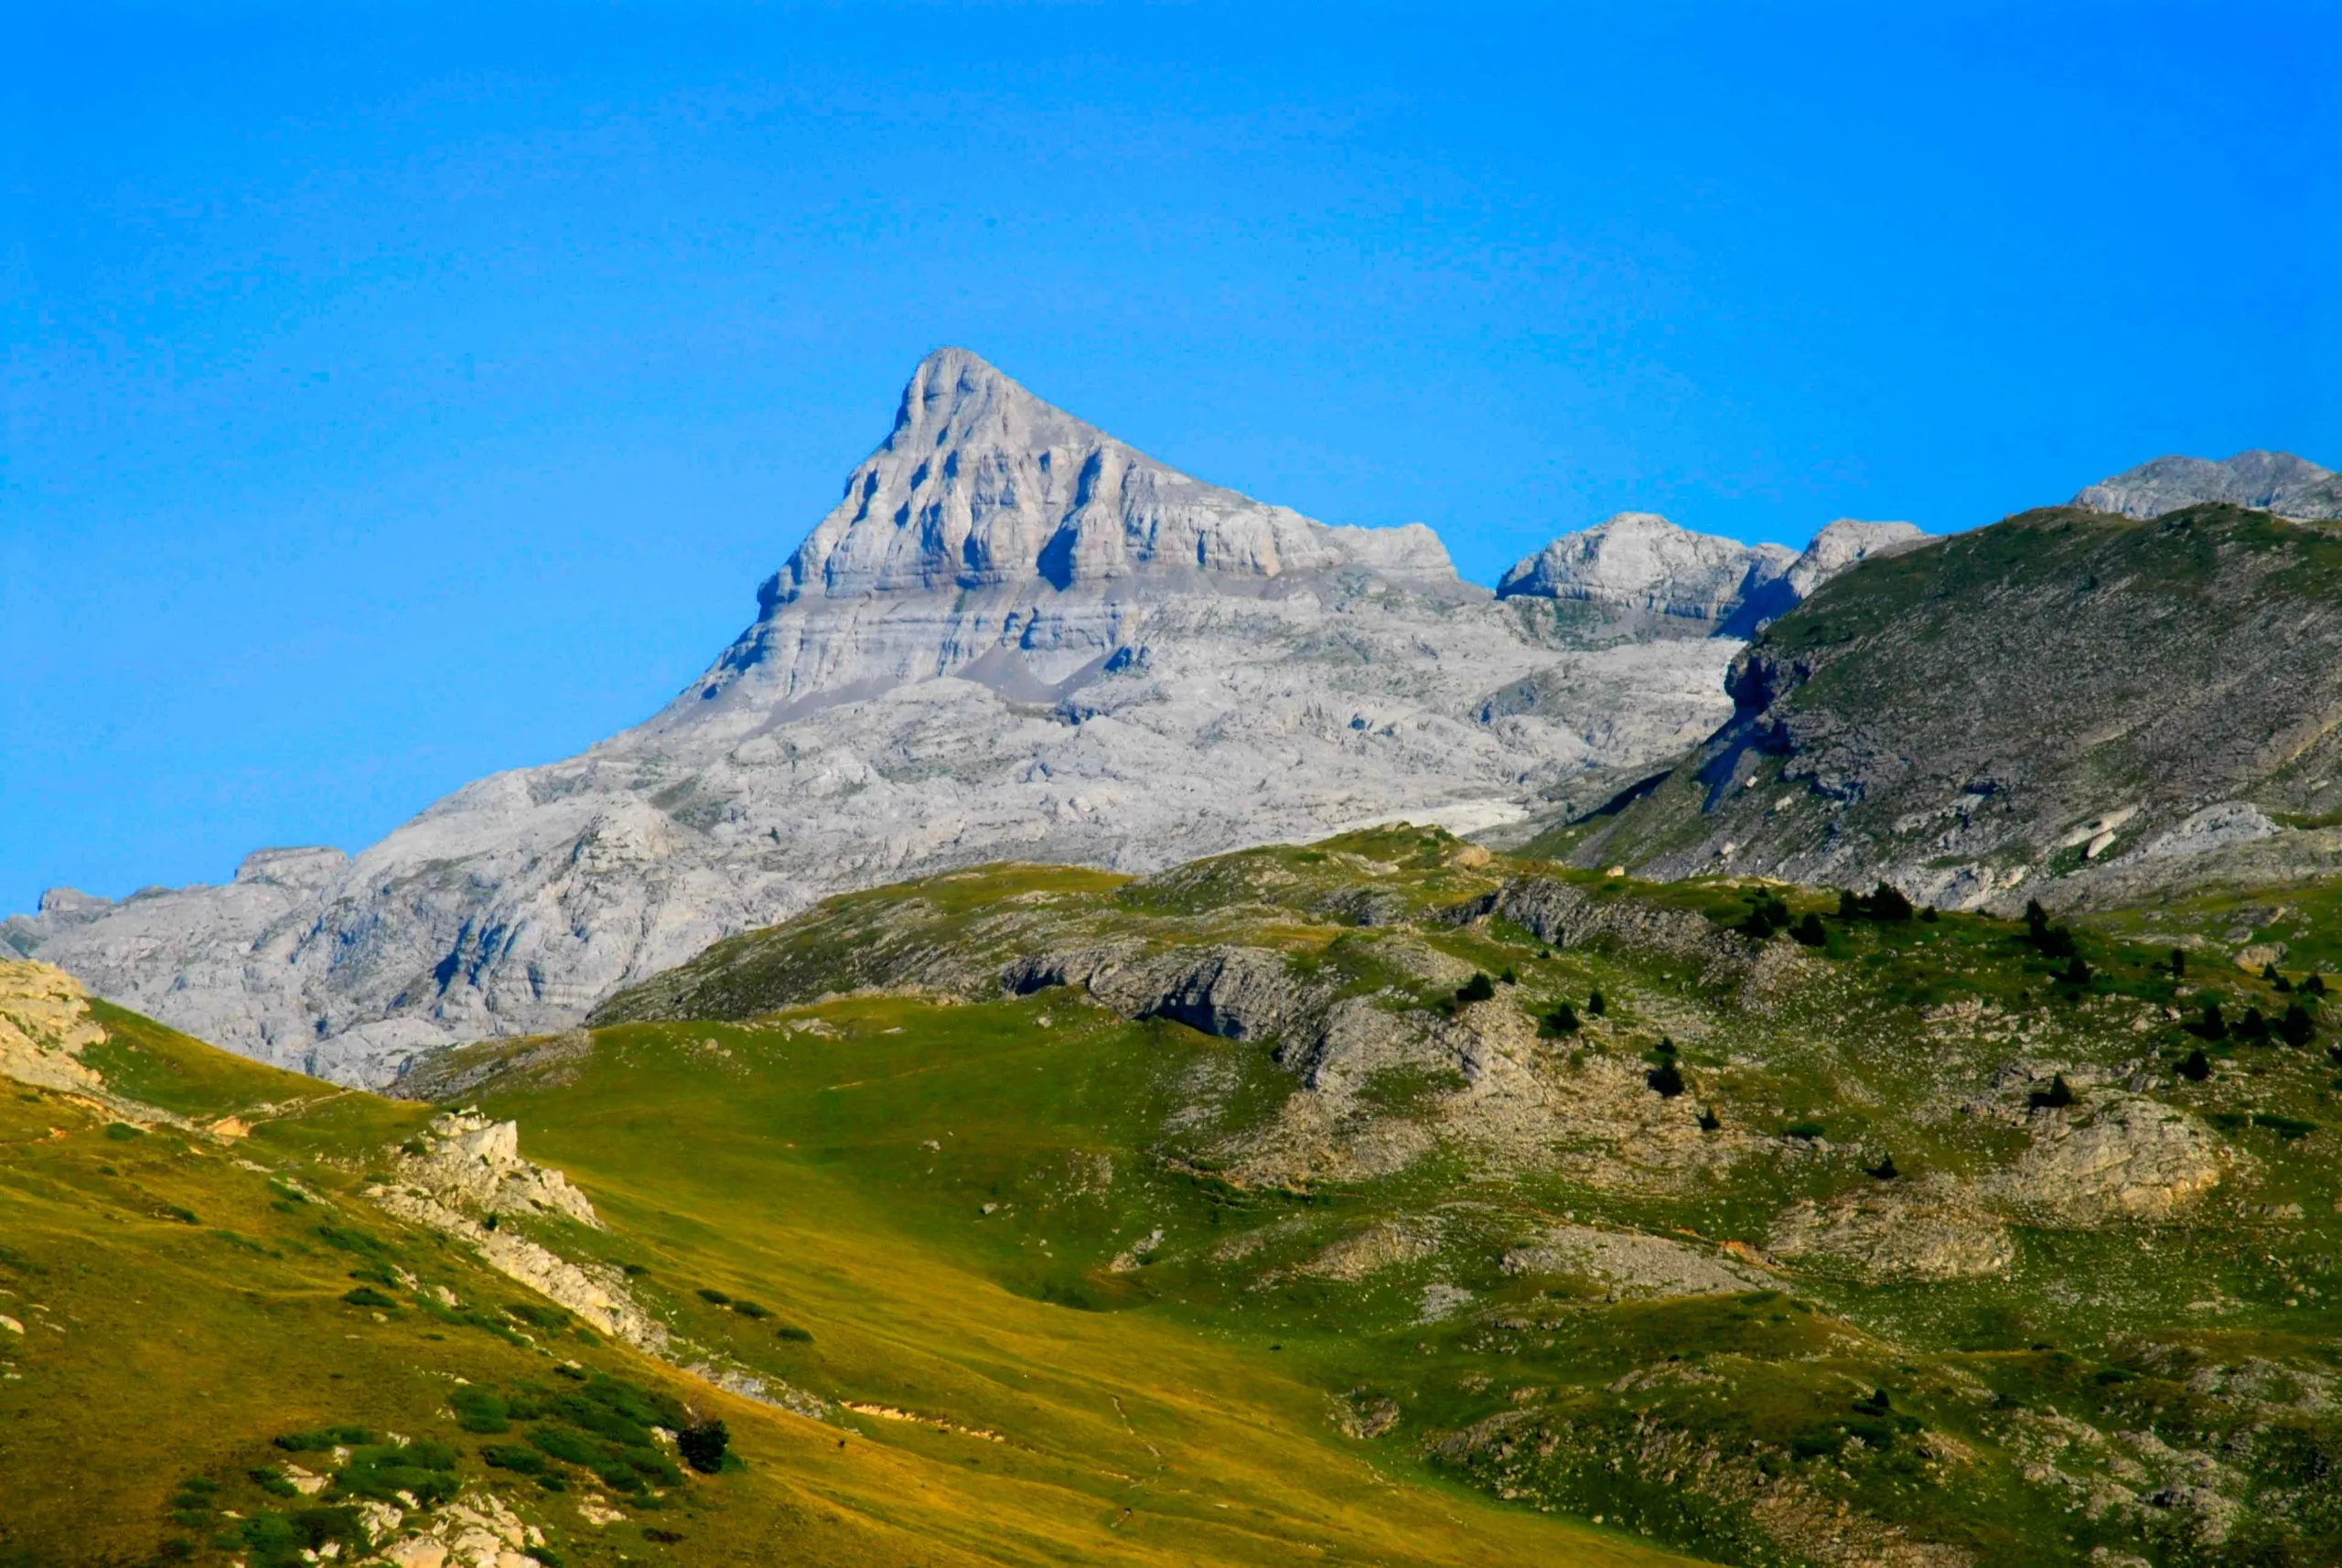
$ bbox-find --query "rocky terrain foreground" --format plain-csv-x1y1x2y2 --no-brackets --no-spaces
9,828,2337,1568
5,349,1911,1084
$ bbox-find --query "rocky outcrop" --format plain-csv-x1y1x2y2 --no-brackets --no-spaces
1990,1095,2234,1225
367,1112,665,1350
1499,1223,1771,1298
2074,449,2340,521
1495,511,1926,642
1496,511,1797,638
1768,1177,2014,1283
0,960,106,1095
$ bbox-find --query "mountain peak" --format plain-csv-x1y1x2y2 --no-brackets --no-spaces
759,351,1456,615
2074,449,2339,521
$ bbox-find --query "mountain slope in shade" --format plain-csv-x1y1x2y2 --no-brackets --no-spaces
2074,448,2341,521
1562,499,2342,909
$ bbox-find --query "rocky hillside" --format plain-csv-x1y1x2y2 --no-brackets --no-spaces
2076,449,2341,521
1558,499,2342,909
7,350,1895,1085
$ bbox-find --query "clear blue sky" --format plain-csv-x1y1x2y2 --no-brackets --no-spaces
5,2,2337,913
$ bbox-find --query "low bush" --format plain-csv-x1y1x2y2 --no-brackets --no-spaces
273,1427,372,1453
694,1288,730,1305
678,1419,729,1474
1454,972,1496,1004
730,1299,772,1319
776,1325,815,1343
1784,1122,1827,1141
481,1443,545,1473
340,1286,397,1309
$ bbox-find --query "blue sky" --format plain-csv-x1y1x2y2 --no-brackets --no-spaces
5,2,2337,912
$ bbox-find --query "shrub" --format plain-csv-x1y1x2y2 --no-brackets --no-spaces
274,1427,371,1453
2176,1048,2212,1081
2305,973,2327,996
695,1288,731,1306
104,1122,144,1141
2027,1074,2075,1111
2194,1001,2229,1041
248,1466,299,1497
1741,894,1791,940
481,1444,545,1473
1784,1122,1826,1141
730,1299,772,1320
333,1444,458,1505
1585,989,1606,1016
1695,1107,1722,1132
1790,912,1828,947
2236,1005,2272,1043
1865,884,1914,922
1455,972,1496,1004
1646,1060,1686,1099
776,1325,815,1343
678,1420,729,1474
1498,967,1517,985
1542,1003,1580,1036
1867,1155,1899,1181
2279,1002,2316,1047
506,1302,571,1329
2170,947,2187,976
2253,1114,2319,1141
452,1387,510,1434
2057,956,2092,989
340,1286,396,1309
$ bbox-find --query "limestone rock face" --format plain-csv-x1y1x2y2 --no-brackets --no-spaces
2075,450,2342,521
1782,518,1927,598
8,350,1836,1084
0,961,106,1094
1494,510,1924,641
1496,511,1798,637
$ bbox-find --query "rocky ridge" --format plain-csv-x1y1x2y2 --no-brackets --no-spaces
2074,449,2341,522
8,351,1898,1083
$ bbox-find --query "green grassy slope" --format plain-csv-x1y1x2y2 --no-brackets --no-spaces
1,967,1690,1568
566,828,2342,1567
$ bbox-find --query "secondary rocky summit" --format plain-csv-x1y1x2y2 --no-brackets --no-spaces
7,349,1900,1083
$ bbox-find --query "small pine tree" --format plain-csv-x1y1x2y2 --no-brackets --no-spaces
2262,962,2282,983
1791,911,1829,947
1868,884,1915,921
677,1420,729,1474
2176,1047,2212,1081
1839,888,1864,920
1586,990,1606,1016
2025,899,2051,939
1544,1003,1581,1036
1867,1154,1898,1181
2169,947,2187,977
1696,1106,1722,1132
1456,972,1496,1004
1499,967,1517,985
2237,1005,2272,1043
2198,1001,2229,1041
1646,1059,1686,1098
2278,1001,2315,1047
2058,956,2092,989
2305,973,2327,996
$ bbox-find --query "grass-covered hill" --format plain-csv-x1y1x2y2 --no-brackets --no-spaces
569,826,2341,1566
1548,502,2342,911
12,822,2342,1567
0,952,1681,1568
